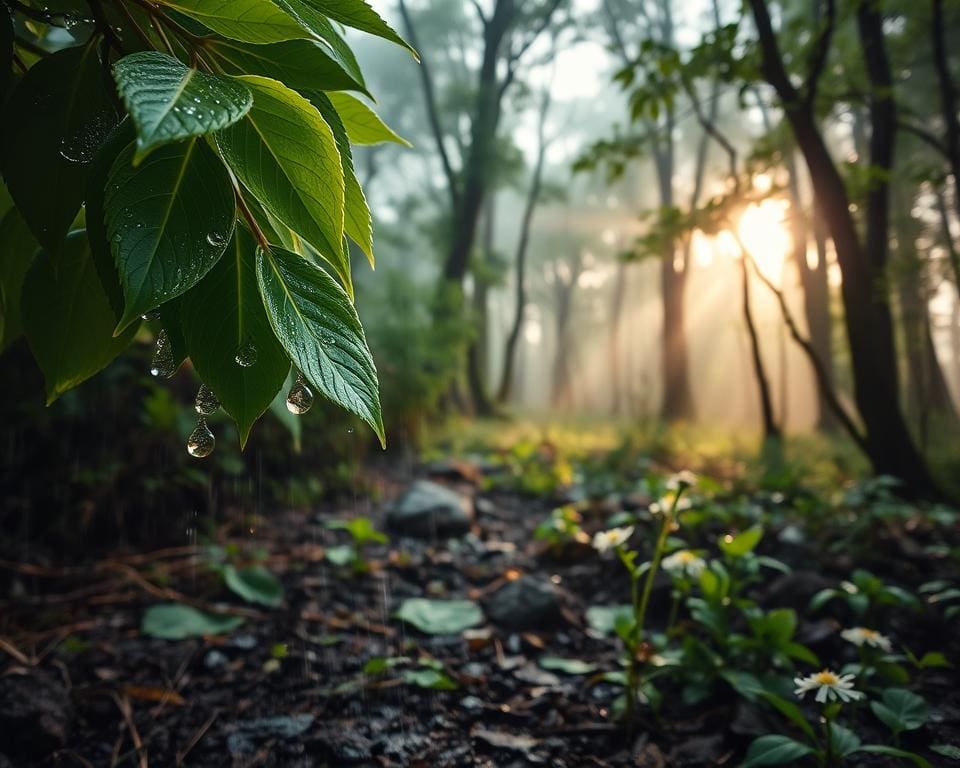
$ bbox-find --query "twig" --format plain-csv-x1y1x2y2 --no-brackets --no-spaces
111,693,148,768
0,636,35,665
176,710,218,766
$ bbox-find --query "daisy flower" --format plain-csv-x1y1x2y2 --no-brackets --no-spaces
840,627,893,652
794,670,864,703
666,470,698,491
592,526,634,553
661,549,706,578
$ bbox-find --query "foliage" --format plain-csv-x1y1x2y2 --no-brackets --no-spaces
0,0,416,449
394,597,484,635
141,603,244,639
325,515,388,573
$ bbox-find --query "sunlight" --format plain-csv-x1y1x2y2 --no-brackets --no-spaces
736,199,792,281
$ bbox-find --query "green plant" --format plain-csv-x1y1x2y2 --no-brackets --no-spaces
325,516,388,573
742,672,931,767
1,0,415,453
810,570,920,623
592,470,697,726
534,505,589,551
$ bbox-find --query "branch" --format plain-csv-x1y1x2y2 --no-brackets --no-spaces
397,0,460,207
469,0,488,26
896,119,949,157
680,75,737,186
498,0,563,98
746,0,800,108
802,0,836,108
736,235,869,451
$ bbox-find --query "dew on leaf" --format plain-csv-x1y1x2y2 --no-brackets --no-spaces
186,418,215,458
235,339,258,368
195,384,220,416
286,372,314,415
150,330,176,378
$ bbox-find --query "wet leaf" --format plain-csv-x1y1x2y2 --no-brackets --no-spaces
223,564,284,608
394,598,483,635
141,603,244,639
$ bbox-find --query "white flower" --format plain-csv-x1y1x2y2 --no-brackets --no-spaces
794,670,864,703
592,526,634,553
666,470,698,490
840,627,893,652
661,549,706,578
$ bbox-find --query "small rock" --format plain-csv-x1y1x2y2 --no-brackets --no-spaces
669,734,725,766
309,729,373,764
230,633,258,650
0,669,73,759
386,480,473,539
226,714,314,756
421,459,483,484
485,576,561,630
204,649,229,670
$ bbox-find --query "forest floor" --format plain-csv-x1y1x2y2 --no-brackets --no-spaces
1,434,959,767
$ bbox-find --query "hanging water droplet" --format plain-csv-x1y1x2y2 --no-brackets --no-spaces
186,418,215,458
206,231,227,248
286,372,313,415
235,339,258,367
150,330,176,378
195,383,220,416
141,309,160,321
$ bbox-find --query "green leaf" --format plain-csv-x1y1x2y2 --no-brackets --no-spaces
741,735,814,767
208,38,368,96
326,544,355,566
85,121,134,321
719,525,763,556
1,42,117,250
256,246,383,444
105,138,236,330
21,233,138,403
275,6,368,90
830,724,861,757
113,51,252,163
302,0,417,57
538,656,597,675
326,91,412,146
932,745,960,760
0,4,12,103
870,688,928,733
765,608,797,646
181,227,290,447
141,603,244,639
327,516,387,545
154,0,307,43
585,604,633,636
216,76,349,292
858,746,931,768
394,598,483,635
402,667,457,690
223,564,284,607
0,207,37,352
309,92,372,263
758,691,817,741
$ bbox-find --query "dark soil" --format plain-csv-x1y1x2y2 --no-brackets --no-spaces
1,461,957,767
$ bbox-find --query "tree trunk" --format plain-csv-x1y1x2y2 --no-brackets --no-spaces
466,200,495,415
747,0,938,497
498,91,551,404
740,255,780,440
609,259,627,415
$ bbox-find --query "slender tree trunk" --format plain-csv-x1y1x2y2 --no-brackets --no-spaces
467,200,495,416
740,255,780,439
748,0,938,497
785,154,838,430
932,0,960,226
609,259,627,415
498,91,551,404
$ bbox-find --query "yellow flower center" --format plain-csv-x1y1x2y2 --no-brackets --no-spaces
860,629,879,639
814,671,839,686
676,551,697,563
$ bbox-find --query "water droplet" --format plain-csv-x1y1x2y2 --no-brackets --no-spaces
58,110,116,164
186,418,215,458
235,339,258,367
141,309,160,321
150,330,176,378
206,231,227,248
285,372,313,415
195,383,220,416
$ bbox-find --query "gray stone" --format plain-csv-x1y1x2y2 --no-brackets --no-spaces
485,576,561,630
385,480,473,539
226,714,314,755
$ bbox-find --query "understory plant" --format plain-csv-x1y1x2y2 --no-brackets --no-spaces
1,0,415,454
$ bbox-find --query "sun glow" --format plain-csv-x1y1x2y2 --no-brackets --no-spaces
736,199,792,280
